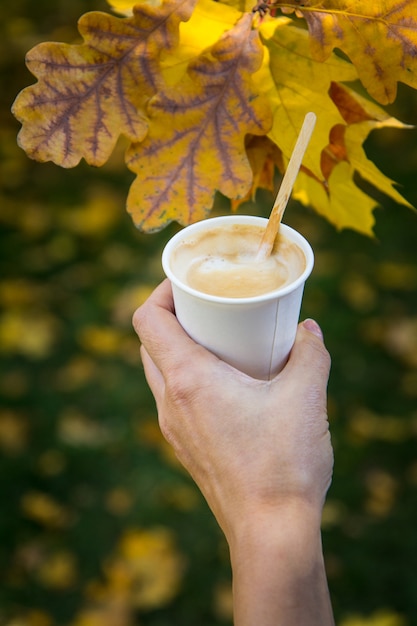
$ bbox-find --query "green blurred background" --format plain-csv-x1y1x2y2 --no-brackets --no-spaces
1,2,417,625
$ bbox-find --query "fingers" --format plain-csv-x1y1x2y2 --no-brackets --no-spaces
132,279,217,377
140,345,164,404
134,281,330,393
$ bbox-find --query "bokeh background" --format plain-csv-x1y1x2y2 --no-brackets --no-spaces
1,2,417,625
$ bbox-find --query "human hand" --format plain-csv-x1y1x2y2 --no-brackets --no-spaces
133,279,333,542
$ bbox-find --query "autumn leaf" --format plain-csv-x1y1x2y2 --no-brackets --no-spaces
12,0,417,234
277,0,417,104
231,135,284,210
126,13,273,231
220,0,257,11
257,17,357,179
329,82,414,209
294,80,412,234
12,0,196,167
161,0,243,84
106,0,136,14
294,161,379,235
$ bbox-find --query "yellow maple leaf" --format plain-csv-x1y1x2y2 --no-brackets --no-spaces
258,17,357,179
294,161,378,235
126,13,273,231
325,82,413,209
12,0,196,167
280,0,417,104
11,0,417,234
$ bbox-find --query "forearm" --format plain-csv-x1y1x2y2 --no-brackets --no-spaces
228,504,335,626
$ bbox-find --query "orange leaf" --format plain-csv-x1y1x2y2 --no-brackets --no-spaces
231,135,283,211
126,13,273,231
320,124,348,181
286,0,417,104
326,82,413,208
12,0,196,167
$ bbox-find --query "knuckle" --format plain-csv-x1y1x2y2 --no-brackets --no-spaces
165,364,201,406
132,303,149,340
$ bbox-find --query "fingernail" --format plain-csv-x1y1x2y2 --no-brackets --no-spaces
303,318,323,340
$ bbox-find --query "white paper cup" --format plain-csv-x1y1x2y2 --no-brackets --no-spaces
162,215,314,380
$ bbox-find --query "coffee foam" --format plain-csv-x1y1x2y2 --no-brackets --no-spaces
170,224,306,298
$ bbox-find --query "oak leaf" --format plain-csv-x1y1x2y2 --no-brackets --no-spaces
231,135,284,210
161,0,243,84
12,0,196,167
278,0,417,104
126,13,273,231
106,0,137,14
12,0,417,235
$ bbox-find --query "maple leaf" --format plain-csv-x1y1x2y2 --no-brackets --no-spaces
329,82,414,208
126,13,273,231
294,81,412,234
12,0,196,168
295,161,379,234
276,0,417,104
257,18,357,179
11,0,417,235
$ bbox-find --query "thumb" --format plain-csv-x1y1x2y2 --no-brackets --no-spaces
281,319,331,387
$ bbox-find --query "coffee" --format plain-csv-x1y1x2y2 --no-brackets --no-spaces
169,224,306,298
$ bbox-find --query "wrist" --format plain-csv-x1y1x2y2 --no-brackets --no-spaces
227,499,325,581
227,498,323,551
227,501,333,626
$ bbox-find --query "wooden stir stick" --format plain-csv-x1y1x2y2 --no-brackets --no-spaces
257,112,317,261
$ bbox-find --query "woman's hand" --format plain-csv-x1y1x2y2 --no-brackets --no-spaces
133,279,335,625
133,279,332,538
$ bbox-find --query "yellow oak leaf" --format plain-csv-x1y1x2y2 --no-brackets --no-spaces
257,18,357,179
283,0,417,104
107,0,164,15
294,161,378,235
106,0,137,14
161,0,243,84
219,0,257,10
12,0,196,167
126,13,273,231
106,0,135,14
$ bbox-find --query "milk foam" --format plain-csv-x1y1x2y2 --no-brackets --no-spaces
170,224,306,298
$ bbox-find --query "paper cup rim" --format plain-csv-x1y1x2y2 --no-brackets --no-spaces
162,215,314,304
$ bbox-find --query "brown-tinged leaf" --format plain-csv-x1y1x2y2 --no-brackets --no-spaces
325,82,413,208
294,161,378,235
257,18,357,179
12,0,196,167
231,135,283,210
279,0,417,104
126,13,273,231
